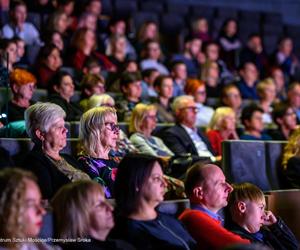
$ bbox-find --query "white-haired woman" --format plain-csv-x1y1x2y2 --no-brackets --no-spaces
206,107,239,156
78,107,120,198
23,102,90,199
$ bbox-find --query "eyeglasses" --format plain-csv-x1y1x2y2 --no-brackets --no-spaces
196,90,206,95
146,115,157,120
105,122,119,132
180,106,199,113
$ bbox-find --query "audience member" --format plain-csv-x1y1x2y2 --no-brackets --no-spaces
34,44,62,88
184,78,214,127
240,105,272,140
67,28,115,72
135,21,160,54
287,82,300,122
207,107,239,156
172,35,203,77
116,72,142,122
256,78,277,124
0,168,56,249
227,182,299,249
79,73,105,111
48,71,83,121
112,154,197,249
1,0,43,47
201,61,222,98
191,17,212,43
282,128,300,188
140,68,159,101
86,94,139,158
203,41,234,84
179,163,250,249
129,103,174,158
220,84,243,122
45,10,69,40
12,37,27,66
107,34,134,72
269,66,287,101
0,39,18,72
274,37,300,80
270,102,297,140
102,18,136,59
52,180,134,250
236,62,259,100
23,102,90,199
161,95,216,162
218,18,242,71
0,68,36,125
140,39,169,75
153,75,175,123
171,61,187,97
78,107,120,198
239,34,268,77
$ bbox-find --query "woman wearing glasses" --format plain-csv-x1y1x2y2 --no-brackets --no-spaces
129,103,174,158
0,168,57,249
78,106,120,198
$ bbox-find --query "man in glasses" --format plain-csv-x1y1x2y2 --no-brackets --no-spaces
160,95,217,163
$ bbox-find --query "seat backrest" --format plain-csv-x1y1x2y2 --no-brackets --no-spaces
265,141,287,189
0,138,33,166
158,199,190,217
222,140,271,191
265,189,300,242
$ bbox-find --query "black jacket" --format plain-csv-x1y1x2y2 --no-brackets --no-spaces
227,219,299,250
22,145,82,199
160,124,216,160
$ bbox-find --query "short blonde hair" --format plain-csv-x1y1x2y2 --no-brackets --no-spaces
87,94,115,110
207,107,235,131
79,107,117,157
52,180,104,239
228,182,265,210
256,78,276,97
129,103,156,134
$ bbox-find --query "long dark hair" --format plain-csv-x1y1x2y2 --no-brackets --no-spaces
114,153,163,216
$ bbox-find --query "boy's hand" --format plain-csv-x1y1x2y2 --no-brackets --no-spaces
263,210,277,226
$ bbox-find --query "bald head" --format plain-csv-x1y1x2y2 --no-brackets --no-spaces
185,163,233,212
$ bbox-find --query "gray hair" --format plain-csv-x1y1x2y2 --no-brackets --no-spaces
171,95,194,113
87,94,115,110
79,106,117,157
25,102,66,143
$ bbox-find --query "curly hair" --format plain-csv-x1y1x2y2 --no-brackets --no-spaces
282,128,300,170
10,68,37,86
0,168,37,247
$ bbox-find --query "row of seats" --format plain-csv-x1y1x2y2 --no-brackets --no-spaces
222,140,286,191
0,138,286,190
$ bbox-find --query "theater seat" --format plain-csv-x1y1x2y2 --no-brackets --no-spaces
265,190,300,242
158,199,190,217
265,141,287,189
222,140,272,191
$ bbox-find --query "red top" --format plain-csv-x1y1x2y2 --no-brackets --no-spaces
206,130,224,156
179,209,250,250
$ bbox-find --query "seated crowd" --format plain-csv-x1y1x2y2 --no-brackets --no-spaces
1,0,300,249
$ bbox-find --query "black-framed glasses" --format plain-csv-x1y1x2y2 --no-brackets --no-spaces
105,122,120,132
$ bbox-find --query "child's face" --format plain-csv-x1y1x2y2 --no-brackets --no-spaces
243,199,266,233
